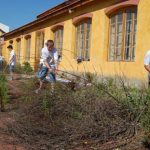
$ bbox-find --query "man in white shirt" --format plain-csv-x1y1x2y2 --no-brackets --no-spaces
36,40,58,94
7,45,16,80
39,40,48,67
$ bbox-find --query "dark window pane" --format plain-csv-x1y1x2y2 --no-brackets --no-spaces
36,32,44,58
109,16,116,60
76,20,91,60
126,11,132,20
117,13,123,23
132,47,135,61
54,28,63,58
111,16,115,24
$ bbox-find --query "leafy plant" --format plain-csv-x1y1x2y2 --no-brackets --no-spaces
14,63,23,74
22,62,33,74
0,74,9,111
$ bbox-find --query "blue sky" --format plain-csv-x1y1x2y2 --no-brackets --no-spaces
0,0,64,30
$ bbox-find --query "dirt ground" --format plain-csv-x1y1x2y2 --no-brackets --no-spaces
0,79,148,150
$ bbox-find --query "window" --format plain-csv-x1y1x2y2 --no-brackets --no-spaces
36,32,44,58
76,19,91,61
16,38,21,62
54,28,63,59
25,36,31,62
109,8,137,61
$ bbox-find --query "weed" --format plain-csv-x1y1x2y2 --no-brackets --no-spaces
4,75,150,149
22,62,33,74
0,74,9,111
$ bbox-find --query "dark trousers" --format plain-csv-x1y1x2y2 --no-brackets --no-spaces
0,61,3,71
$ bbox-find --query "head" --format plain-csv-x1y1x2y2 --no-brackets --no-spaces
7,45,13,51
46,40,54,51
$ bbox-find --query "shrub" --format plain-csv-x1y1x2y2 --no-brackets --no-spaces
94,77,150,133
5,76,150,149
14,63,23,74
22,62,33,74
1,60,9,73
14,62,33,74
7,80,138,149
0,74,9,111
1,61,33,75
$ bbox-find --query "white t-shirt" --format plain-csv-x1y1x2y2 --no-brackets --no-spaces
144,50,150,66
0,56,4,61
41,47,58,67
9,50,16,66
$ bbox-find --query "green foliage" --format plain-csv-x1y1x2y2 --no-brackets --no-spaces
94,77,150,132
0,60,9,73
14,62,33,74
42,91,55,115
0,74,9,111
22,62,33,74
8,77,150,149
13,75,150,145
26,76,150,133
3,61,33,75
72,111,83,119
14,63,23,74
84,72,97,83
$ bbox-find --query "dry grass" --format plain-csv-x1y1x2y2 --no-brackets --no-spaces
0,78,142,150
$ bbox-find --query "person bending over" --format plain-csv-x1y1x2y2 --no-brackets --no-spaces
36,40,58,94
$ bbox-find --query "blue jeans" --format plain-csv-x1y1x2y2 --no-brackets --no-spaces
37,67,48,81
47,72,56,83
37,67,56,82
9,65,15,73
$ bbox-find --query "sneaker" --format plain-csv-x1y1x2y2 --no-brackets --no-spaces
35,89,40,94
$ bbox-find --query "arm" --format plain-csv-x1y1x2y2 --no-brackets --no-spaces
144,53,150,73
44,60,51,70
54,51,59,73
9,55,15,65
144,65,150,73
42,49,51,70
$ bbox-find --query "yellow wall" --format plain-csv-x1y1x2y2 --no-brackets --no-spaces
0,31,3,36
3,0,150,84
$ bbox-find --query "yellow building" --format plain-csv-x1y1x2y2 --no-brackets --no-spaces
2,0,149,84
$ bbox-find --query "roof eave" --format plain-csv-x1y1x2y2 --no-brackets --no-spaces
4,0,94,38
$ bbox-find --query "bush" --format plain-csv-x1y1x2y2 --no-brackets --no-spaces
14,62,33,74
94,77,150,133
7,80,139,149
84,72,97,83
14,63,23,74
4,76,150,149
2,61,34,75
22,62,33,74
0,74,9,111
1,60,9,73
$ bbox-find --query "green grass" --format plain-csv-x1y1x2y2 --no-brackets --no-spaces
0,74,9,111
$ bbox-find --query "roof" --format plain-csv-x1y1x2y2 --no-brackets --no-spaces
0,23,9,33
4,0,93,38
0,29,5,34
37,0,83,19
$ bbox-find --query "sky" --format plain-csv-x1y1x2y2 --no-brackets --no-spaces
0,0,64,31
